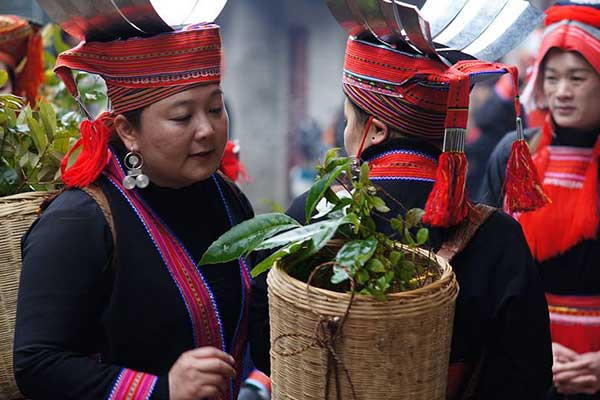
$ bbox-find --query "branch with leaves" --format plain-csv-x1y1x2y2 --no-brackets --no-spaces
200,149,437,299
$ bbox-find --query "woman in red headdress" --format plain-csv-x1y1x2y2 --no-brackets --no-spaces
13,24,269,400
287,30,553,400
0,15,44,103
481,2,600,398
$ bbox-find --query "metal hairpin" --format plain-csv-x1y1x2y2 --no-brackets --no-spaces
74,94,94,121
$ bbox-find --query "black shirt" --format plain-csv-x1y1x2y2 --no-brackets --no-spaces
287,138,553,399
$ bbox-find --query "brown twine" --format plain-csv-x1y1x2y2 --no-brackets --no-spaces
272,263,358,400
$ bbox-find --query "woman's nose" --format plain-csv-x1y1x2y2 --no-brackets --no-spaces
555,79,573,98
193,116,215,139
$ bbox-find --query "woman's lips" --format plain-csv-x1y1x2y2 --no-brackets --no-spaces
554,106,577,117
190,149,215,158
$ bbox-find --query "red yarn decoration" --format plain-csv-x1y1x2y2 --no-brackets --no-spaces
504,139,550,213
423,152,469,228
16,30,44,104
60,112,113,188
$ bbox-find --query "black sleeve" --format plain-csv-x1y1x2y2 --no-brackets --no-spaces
478,131,517,207
13,190,169,400
285,192,309,223
461,213,553,399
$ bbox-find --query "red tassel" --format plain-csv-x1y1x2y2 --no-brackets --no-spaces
504,139,550,213
220,140,250,183
61,112,113,188
16,29,44,104
423,152,469,228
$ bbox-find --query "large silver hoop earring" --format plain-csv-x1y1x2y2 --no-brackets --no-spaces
122,151,149,190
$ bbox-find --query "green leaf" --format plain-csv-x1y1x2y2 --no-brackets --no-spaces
0,166,18,195
366,258,386,273
0,70,7,87
390,251,403,266
357,269,370,284
405,208,425,229
391,217,404,233
416,228,429,245
250,240,309,277
359,162,370,185
371,196,390,213
27,117,48,153
256,215,352,251
199,213,301,265
38,100,57,141
332,236,378,284
324,147,340,167
305,162,350,223
399,260,417,281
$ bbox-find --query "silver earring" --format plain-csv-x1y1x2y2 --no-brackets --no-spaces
122,151,149,190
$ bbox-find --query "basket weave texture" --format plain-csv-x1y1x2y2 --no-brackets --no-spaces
0,191,51,400
267,249,459,400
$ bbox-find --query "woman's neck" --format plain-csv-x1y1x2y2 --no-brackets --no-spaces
554,123,599,148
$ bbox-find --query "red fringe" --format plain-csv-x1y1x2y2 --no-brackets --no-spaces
518,138,600,261
16,30,44,104
423,152,469,228
60,112,113,188
504,140,550,213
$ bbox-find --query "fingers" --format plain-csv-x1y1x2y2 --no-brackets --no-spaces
552,343,579,363
193,358,237,378
188,346,235,365
554,368,592,385
553,358,593,374
556,374,598,395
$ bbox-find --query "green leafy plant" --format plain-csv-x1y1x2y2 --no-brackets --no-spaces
0,24,107,196
200,149,439,299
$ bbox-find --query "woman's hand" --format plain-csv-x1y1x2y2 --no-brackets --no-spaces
554,351,600,395
552,342,578,365
168,347,236,400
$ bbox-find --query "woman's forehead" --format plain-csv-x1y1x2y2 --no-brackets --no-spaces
151,84,223,110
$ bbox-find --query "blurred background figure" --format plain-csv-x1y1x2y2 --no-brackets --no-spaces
0,14,44,102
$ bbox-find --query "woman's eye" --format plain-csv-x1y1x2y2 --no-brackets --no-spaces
571,76,585,82
171,115,191,122
209,107,223,115
545,76,558,83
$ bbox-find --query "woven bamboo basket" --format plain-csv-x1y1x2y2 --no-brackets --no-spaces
0,191,52,400
267,247,459,400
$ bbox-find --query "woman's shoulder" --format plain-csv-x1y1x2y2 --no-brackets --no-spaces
491,127,541,162
25,188,112,249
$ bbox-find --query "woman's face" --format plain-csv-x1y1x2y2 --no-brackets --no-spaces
543,50,600,131
127,84,228,188
343,98,366,157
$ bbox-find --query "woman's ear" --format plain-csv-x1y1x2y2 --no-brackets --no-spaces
113,114,139,151
369,117,389,146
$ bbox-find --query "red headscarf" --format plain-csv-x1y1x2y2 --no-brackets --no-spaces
0,15,44,103
56,24,222,188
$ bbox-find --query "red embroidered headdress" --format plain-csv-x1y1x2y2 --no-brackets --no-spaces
344,38,549,228
55,23,222,188
517,1,600,261
0,15,44,103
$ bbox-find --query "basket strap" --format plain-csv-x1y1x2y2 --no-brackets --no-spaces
81,185,116,252
436,204,496,262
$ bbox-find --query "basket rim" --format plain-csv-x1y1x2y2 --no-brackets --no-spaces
269,246,457,303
